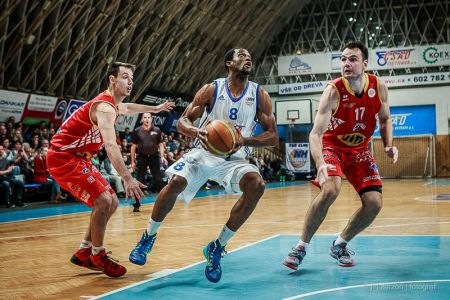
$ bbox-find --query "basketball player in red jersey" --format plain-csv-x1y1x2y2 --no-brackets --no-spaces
283,41,398,270
47,62,174,277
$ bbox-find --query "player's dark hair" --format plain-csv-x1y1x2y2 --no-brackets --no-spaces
343,41,368,61
107,62,136,78
224,48,238,71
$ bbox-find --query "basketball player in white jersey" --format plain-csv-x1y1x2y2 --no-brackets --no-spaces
129,48,278,283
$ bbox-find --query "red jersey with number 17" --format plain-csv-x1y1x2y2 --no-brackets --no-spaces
323,73,382,149
50,91,117,154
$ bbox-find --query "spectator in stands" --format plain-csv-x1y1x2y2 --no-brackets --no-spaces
33,147,64,203
11,127,24,144
0,123,8,142
120,138,130,155
29,133,40,151
100,158,126,198
166,151,176,166
120,127,132,143
13,141,33,183
0,145,24,207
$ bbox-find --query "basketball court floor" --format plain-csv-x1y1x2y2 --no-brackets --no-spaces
1,179,449,299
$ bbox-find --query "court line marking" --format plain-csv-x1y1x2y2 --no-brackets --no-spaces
90,234,282,299
282,279,450,299
2,217,450,241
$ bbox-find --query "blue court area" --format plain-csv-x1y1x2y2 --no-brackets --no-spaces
0,181,305,223
95,235,450,300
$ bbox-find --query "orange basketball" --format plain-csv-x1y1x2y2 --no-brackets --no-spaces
204,120,239,157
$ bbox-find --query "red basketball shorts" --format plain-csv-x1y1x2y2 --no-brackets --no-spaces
317,146,382,193
47,149,114,207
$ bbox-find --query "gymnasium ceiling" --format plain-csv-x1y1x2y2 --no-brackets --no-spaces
1,0,308,102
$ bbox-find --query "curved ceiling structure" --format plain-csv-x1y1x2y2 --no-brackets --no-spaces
1,0,308,102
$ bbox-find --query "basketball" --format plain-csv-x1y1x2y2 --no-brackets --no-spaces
204,120,239,157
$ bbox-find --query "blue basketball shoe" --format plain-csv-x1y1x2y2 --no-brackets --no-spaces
129,231,157,265
283,245,306,270
329,241,354,267
203,239,226,283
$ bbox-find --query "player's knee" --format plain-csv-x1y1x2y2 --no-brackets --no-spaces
94,192,113,211
320,185,339,202
366,197,383,213
167,175,187,194
241,174,265,196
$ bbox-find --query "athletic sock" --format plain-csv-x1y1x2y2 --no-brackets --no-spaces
335,235,348,246
79,240,92,249
295,239,309,251
217,225,235,246
147,218,161,236
92,245,105,255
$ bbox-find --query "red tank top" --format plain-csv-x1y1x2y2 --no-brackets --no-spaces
50,91,117,154
323,73,382,149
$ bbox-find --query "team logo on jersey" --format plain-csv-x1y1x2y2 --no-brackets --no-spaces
370,162,380,174
327,117,345,130
337,132,366,146
343,102,356,109
353,123,367,131
342,94,349,101
368,88,376,98
217,95,225,101
80,190,90,202
245,97,255,105
81,168,90,174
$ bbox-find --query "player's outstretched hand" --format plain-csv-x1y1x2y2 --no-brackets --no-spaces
123,177,146,203
316,163,336,186
384,146,399,164
156,100,176,112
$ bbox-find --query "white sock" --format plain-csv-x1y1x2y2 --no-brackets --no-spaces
147,218,161,236
91,245,105,255
79,240,92,249
217,225,235,246
335,235,348,245
295,239,309,251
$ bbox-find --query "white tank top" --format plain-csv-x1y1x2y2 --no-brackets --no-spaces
195,78,259,159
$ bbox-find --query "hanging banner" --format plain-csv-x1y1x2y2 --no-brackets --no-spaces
63,99,86,121
0,90,28,122
278,72,450,95
373,105,436,137
27,94,57,112
115,114,139,132
278,44,450,75
285,143,311,173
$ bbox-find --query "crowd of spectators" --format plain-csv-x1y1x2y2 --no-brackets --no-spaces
0,117,287,209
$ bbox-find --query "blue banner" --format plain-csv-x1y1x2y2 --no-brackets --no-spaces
373,105,436,137
63,99,86,121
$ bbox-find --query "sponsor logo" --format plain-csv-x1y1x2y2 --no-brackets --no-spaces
363,175,380,182
423,47,450,64
0,100,25,107
342,94,349,101
370,162,380,174
87,176,95,184
355,150,373,163
54,100,67,119
287,148,309,169
217,95,225,101
327,117,345,131
368,88,376,98
375,48,416,67
343,102,356,109
81,168,90,174
391,113,412,126
289,57,312,74
80,191,90,202
245,97,255,106
142,95,190,108
337,132,366,146
353,123,367,131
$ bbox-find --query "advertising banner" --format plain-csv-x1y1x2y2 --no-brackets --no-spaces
0,89,28,122
115,114,139,132
285,143,311,173
373,105,436,137
278,44,450,75
63,99,86,121
278,72,450,95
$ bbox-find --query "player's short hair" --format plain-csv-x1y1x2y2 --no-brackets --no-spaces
224,48,238,71
343,41,368,61
107,62,136,78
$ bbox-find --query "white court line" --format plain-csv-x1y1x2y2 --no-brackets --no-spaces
282,279,450,299
89,234,282,299
3,216,450,241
